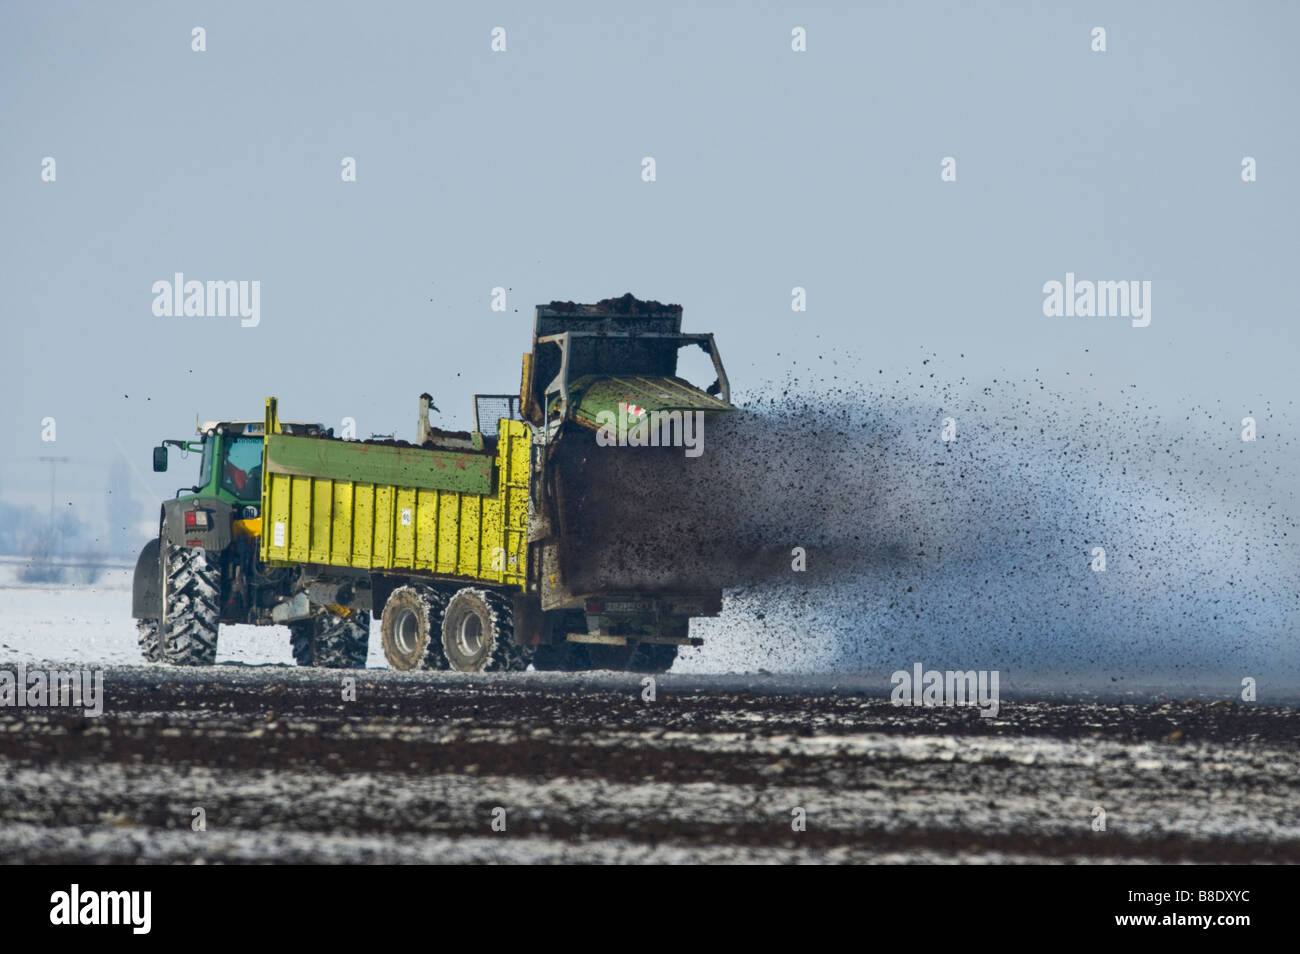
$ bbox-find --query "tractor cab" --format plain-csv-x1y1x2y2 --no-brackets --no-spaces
153,419,327,511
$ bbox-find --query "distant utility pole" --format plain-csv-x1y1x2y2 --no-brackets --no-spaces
37,456,69,527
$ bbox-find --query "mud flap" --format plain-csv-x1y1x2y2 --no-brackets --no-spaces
131,538,162,620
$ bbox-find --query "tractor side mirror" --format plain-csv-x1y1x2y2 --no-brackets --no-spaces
152,446,168,472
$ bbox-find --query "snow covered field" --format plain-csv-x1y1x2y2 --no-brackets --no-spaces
0,565,721,672
3,564,1297,864
0,565,310,668
1,564,1293,701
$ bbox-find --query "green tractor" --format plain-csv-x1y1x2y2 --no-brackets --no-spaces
131,418,370,668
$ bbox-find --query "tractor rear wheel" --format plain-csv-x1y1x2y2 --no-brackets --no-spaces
441,588,531,673
137,619,164,663
291,611,370,668
160,542,220,666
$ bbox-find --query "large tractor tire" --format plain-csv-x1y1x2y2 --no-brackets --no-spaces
291,610,371,668
441,588,532,673
137,619,164,663
380,585,448,671
160,542,221,666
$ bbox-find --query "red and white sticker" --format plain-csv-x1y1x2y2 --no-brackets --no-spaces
625,404,646,418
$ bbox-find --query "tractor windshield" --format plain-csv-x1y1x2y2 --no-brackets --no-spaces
220,436,263,501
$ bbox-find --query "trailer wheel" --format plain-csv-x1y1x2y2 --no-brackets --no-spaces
533,641,677,672
380,586,448,671
583,644,631,671
137,619,164,663
579,639,680,673
530,611,587,671
626,643,678,674
531,643,583,671
291,611,371,668
441,588,532,673
160,542,220,666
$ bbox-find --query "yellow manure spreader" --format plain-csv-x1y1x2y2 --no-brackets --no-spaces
132,295,734,673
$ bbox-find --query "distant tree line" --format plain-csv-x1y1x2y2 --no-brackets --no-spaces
1,457,145,583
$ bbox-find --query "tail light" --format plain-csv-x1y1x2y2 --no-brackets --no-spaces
585,598,605,613
184,510,211,529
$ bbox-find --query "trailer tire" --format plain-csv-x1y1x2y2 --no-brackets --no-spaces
441,588,532,673
626,643,678,674
291,611,370,669
570,641,678,673
530,611,587,671
583,644,631,671
137,619,164,663
381,586,448,671
531,643,583,671
160,542,220,666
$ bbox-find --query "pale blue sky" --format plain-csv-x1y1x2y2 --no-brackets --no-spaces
2,0,1297,524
